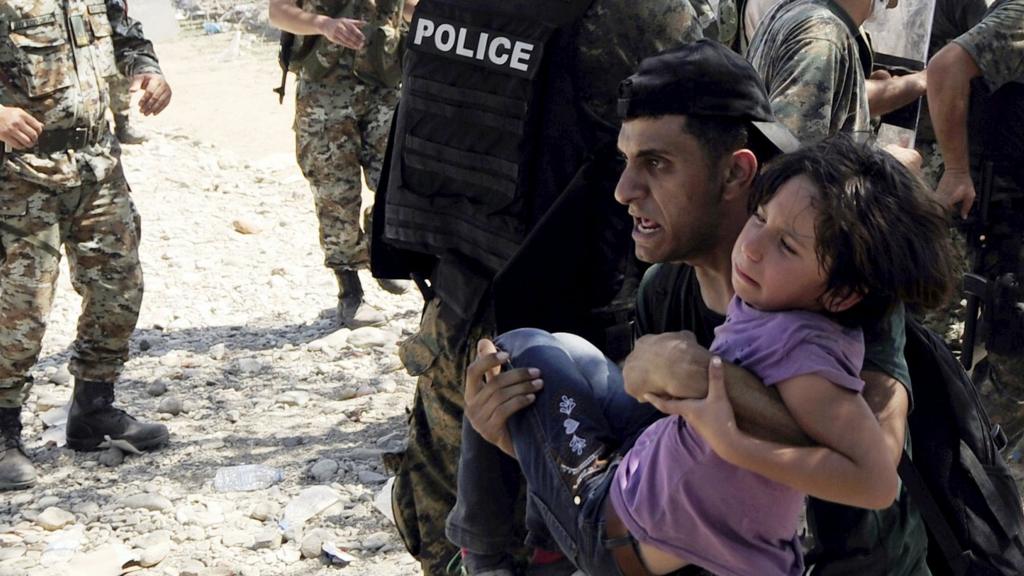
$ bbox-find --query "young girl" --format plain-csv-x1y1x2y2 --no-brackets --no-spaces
457,136,957,576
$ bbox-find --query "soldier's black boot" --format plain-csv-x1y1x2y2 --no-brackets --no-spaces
0,407,36,491
114,114,146,145
66,380,168,452
336,269,386,328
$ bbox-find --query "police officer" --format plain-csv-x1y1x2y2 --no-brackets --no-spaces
0,0,172,490
269,0,411,329
371,0,704,573
928,0,1024,456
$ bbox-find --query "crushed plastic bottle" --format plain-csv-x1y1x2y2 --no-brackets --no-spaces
279,486,341,538
213,464,283,492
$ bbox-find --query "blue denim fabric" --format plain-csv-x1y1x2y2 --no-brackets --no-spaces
447,328,663,574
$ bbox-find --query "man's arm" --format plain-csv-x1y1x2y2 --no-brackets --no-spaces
624,332,812,446
624,332,910,467
648,362,899,509
866,69,927,118
268,0,366,50
927,42,981,218
759,33,849,143
861,370,909,466
107,0,170,116
107,0,160,76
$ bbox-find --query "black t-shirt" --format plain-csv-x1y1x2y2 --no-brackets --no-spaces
633,262,931,576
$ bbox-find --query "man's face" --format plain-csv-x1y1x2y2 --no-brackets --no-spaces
614,116,725,264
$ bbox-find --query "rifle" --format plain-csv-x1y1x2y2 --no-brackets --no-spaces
274,31,297,104
960,160,1024,370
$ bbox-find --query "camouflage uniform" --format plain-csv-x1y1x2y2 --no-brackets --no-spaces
952,0,1024,450
387,1,704,573
0,0,160,407
108,73,132,119
745,0,872,144
293,0,401,273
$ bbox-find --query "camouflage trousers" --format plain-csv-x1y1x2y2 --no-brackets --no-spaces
107,73,132,117
0,167,143,408
386,297,492,575
294,76,398,272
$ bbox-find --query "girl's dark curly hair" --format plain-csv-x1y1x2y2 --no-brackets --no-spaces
749,135,958,325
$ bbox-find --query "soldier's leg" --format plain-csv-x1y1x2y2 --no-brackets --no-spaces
357,84,408,294
295,79,382,326
389,298,486,575
0,178,66,489
108,74,145,144
62,169,167,451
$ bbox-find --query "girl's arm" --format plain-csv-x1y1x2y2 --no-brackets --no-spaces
645,358,899,510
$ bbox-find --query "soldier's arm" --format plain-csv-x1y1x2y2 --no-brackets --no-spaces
762,35,848,143
927,42,980,217
865,69,927,118
106,0,161,76
268,0,366,50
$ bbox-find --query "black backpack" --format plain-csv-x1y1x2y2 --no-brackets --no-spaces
901,318,1024,576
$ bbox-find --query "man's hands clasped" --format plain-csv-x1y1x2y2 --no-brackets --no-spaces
463,339,543,458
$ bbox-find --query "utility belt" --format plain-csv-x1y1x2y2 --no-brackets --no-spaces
32,125,104,154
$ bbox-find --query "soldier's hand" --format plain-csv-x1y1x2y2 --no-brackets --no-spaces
0,105,43,150
463,339,543,458
317,17,366,50
936,168,976,219
130,73,172,116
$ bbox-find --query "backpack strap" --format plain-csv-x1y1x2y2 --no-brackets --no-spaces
898,450,972,576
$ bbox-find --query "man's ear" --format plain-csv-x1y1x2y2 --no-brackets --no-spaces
822,288,864,313
722,149,758,201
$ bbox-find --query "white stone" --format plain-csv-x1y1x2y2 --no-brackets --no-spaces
35,508,74,531
346,327,391,349
208,343,227,360
276,390,309,407
119,494,174,512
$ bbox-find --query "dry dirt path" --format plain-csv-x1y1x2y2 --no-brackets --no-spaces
0,32,424,576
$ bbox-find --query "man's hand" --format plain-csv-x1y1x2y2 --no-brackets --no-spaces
129,73,172,116
316,17,366,50
0,106,43,150
463,339,543,457
936,167,976,219
623,331,711,401
645,357,740,457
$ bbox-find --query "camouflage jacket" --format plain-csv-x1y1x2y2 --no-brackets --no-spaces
746,0,871,144
577,0,704,124
0,0,161,186
954,0,1024,91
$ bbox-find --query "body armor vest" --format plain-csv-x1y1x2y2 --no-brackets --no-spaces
382,0,604,309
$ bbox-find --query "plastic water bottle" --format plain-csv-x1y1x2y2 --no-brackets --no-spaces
213,464,283,492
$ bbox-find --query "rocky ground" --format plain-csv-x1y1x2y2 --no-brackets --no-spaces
0,34,424,576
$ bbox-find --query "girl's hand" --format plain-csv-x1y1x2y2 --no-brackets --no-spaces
644,356,740,457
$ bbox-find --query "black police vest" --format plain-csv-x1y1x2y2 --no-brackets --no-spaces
382,0,601,305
